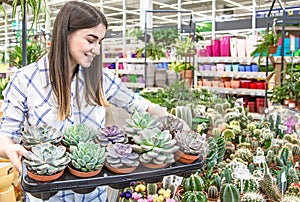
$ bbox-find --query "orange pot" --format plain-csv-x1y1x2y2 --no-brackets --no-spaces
27,168,64,182
175,150,200,164
142,162,168,169
67,166,102,178
105,164,137,174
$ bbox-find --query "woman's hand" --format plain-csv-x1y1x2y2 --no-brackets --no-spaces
0,136,28,173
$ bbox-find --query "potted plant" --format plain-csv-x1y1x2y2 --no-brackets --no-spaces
23,142,70,182
68,142,106,178
131,128,179,169
136,41,165,60
152,27,179,47
62,124,96,148
22,125,63,150
105,143,139,174
250,29,279,67
95,125,128,147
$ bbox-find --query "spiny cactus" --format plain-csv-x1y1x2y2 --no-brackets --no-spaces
62,124,96,147
259,162,281,202
235,178,259,193
183,174,204,192
96,125,128,147
217,137,226,164
158,115,184,136
23,142,70,175
207,185,218,198
182,191,208,202
287,167,299,187
69,142,106,172
220,183,240,202
293,144,300,156
123,109,161,137
174,130,207,155
241,192,265,202
105,143,139,168
147,183,157,195
282,195,300,202
22,125,63,149
234,148,253,162
131,128,179,165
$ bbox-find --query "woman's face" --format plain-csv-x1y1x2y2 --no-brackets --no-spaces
68,23,106,68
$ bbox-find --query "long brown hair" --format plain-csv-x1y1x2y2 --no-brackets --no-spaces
48,1,109,120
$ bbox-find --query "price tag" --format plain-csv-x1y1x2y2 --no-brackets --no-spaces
253,156,266,164
235,168,251,179
281,171,286,183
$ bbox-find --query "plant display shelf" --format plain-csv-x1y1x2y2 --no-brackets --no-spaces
198,71,267,79
196,56,255,64
199,86,266,96
21,157,204,195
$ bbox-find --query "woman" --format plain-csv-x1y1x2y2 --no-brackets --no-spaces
0,1,168,201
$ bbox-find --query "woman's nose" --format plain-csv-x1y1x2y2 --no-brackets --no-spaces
91,46,100,55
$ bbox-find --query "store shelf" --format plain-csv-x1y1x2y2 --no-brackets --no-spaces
21,157,205,195
197,71,267,79
123,82,145,88
200,86,266,96
118,69,144,75
196,57,255,64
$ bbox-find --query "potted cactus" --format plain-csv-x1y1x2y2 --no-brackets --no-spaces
131,128,179,169
62,124,96,148
68,142,106,178
174,130,208,164
123,109,161,137
23,142,70,182
95,125,128,147
105,143,139,174
22,125,63,150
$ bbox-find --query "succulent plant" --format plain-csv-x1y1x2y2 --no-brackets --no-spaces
182,191,208,202
207,185,218,198
235,178,259,193
23,142,70,175
105,143,139,168
241,192,265,202
158,115,184,136
123,109,161,137
96,125,128,147
174,130,207,156
131,128,179,165
62,124,96,147
69,142,106,172
22,125,63,149
220,183,240,202
183,174,204,192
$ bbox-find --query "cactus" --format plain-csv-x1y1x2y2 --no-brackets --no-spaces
175,106,193,128
212,127,221,138
259,162,281,201
131,128,179,165
220,183,240,202
287,167,299,187
217,137,226,163
282,195,300,202
23,142,70,175
183,174,204,192
147,183,157,195
234,148,253,162
22,125,63,149
62,124,96,147
280,147,293,166
293,144,300,156
96,125,127,147
105,143,139,168
241,192,265,202
182,191,208,202
222,129,235,142
207,185,218,198
205,137,218,174
235,178,259,193
69,142,106,172
248,163,255,174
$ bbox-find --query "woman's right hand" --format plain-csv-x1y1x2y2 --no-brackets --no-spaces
0,136,28,173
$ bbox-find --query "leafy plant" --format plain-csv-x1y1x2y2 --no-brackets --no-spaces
8,41,47,68
136,41,165,60
0,77,9,99
152,27,179,47
62,124,97,147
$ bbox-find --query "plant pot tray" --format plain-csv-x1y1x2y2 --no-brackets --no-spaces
21,156,204,194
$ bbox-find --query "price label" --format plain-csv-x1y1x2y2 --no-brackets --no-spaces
281,171,287,183
253,156,266,164
235,168,251,179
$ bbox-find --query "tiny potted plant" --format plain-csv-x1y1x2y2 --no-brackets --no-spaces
62,124,96,148
105,143,139,174
23,142,70,182
68,142,106,178
96,125,128,147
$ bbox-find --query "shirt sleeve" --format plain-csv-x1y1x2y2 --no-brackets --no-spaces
102,68,151,114
0,71,27,144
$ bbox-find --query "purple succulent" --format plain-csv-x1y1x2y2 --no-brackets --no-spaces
158,115,184,136
106,143,139,168
96,125,128,146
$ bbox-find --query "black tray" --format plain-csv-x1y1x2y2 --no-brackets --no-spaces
22,156,204,195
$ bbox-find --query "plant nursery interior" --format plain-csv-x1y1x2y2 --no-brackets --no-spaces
0,0,300,201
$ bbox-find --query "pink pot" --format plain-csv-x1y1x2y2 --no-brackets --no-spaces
220,36,231,56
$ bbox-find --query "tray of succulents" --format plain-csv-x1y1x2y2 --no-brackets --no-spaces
21,155,205,194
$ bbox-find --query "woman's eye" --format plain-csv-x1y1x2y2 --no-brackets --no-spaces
87,40,94,44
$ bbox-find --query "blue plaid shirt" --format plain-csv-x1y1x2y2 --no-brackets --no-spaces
0,55,150,201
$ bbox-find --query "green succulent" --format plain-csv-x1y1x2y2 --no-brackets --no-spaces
62,124,96,147
23,142,70,175
69,142,106,172
131,128,179,165
106,143,139,168
174,130,207,155
22,125,63,150
241,192,265,202
123,109,161,137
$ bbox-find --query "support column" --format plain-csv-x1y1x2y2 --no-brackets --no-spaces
252,0,256,35
140,0,152,30
122,0,126,53
212,0,216,40
178,0,182,33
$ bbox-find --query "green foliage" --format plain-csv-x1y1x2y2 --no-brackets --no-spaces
0,77,9,99
8,41,47,68
152,27,179,47
136,41,165,60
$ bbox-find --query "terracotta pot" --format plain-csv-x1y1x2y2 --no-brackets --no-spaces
230,80,240,88
105,163,137,174
67,166,102,178
288,99,297,109
269,45,278,54
27,168,64,182
175,150,200,164
142,162,168,169
208,198,219,202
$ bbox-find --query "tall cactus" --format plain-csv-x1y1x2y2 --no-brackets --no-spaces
220,183,240,202
216,137,226,163
207,185,218,198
